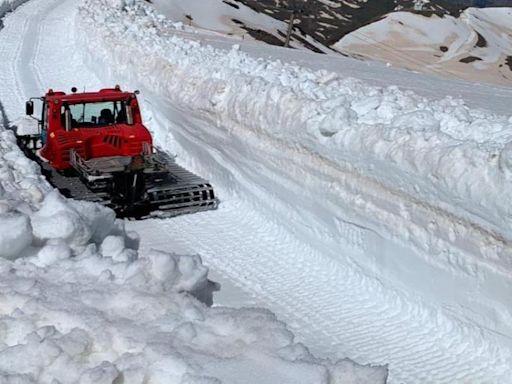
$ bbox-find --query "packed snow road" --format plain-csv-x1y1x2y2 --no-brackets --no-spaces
0,0,511,383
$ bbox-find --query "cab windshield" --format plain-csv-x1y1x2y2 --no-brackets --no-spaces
62,101,132,128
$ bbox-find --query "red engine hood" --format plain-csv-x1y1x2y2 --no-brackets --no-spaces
78,124,153,159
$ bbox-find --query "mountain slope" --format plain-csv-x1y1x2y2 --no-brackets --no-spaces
150,0,512,84
335,7,512,84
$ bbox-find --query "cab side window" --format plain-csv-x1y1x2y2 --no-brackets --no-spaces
41,102,49,144
42,102,48,131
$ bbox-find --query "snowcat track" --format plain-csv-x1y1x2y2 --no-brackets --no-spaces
143,157,218,219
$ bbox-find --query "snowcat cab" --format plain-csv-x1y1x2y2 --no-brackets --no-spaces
18,86,218,218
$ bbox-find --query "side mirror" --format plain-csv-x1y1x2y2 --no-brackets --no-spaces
25,101,34,116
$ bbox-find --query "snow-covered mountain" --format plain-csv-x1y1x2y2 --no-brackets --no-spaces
226,0,511,48
336,7,512,85
149,0,512,84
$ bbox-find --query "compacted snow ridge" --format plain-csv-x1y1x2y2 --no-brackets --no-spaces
74,0,512,383
0,0,389,383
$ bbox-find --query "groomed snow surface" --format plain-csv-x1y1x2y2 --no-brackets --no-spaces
1,0,512,382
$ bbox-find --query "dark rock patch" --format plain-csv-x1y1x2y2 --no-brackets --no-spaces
505,56,512,71
459,56,483,63
223,1,240,10
242,25,285,47
475,32,487,48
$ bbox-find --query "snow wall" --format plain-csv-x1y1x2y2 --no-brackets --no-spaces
77,0,512,346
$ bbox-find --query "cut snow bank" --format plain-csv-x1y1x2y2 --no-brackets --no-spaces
0,124,386,382
78,0,512,343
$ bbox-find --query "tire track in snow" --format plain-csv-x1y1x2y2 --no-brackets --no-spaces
32,0,100,92
0,0,61,116
0,0,100,113
2,12,27,115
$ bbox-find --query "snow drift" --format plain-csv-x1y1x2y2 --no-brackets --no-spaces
78,0,512,344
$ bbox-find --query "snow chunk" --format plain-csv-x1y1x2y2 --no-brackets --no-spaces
0,213,32,259
100,235,136,263
14,117,39,136
79,362,121,384
331,359,389,384
33,241,72,267
30,191,93,249
392,110,440,132
499,141,512,178
0,231,384,384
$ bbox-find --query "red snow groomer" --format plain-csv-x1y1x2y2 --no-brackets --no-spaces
18,86,217,218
